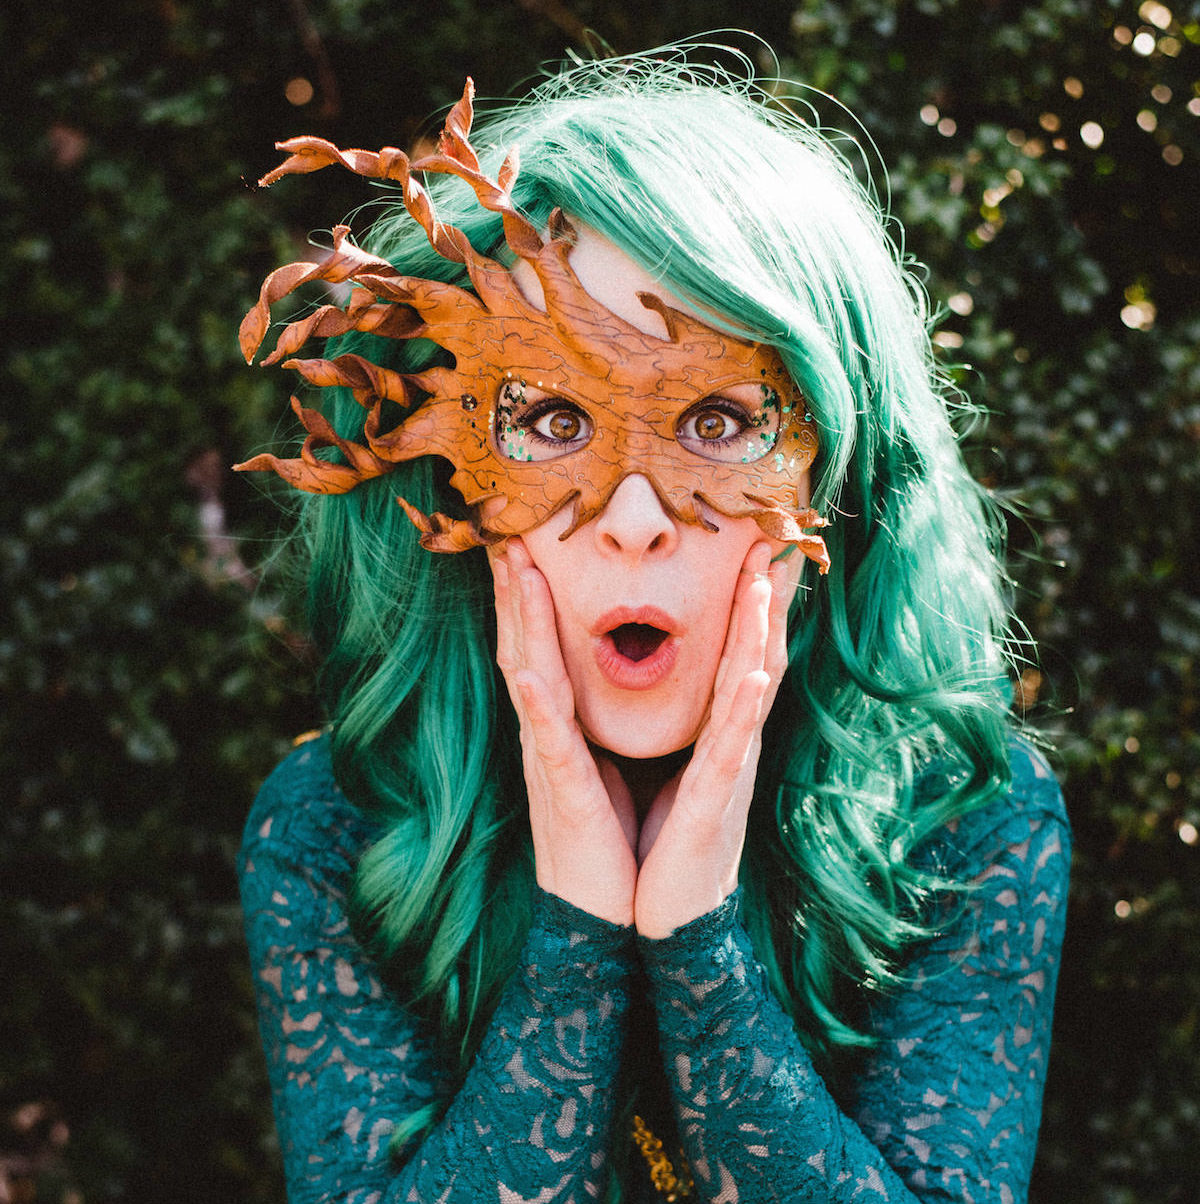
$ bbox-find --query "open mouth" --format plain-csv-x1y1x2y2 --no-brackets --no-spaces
592,607,680,689
609,622,670,663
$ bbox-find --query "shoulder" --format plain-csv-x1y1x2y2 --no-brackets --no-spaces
889,735,1072,998
1005,734,1068,824
238,732,378,881
929,734,1070,881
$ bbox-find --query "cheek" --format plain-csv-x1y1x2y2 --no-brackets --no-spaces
520,520,580,606
672,532,752,663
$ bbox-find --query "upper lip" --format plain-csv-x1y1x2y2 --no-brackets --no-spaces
590,606,681,637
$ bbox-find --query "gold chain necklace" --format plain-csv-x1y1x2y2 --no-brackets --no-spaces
631,1114,694,1200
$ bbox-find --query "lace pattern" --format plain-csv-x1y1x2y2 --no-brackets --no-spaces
240,741,635,1202
239,738,1069,1203
638,743,1069,1203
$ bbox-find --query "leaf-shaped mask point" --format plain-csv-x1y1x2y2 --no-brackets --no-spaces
236,79,829,572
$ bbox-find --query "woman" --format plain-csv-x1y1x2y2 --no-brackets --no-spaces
238,48,1069,1203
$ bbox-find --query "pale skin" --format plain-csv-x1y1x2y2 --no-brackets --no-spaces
487,229,806,938
490,532,798,937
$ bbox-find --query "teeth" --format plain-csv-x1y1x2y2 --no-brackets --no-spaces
611,623,668,663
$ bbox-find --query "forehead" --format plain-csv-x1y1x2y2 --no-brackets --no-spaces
510,224,683,340
494,326,784,397
503,224,787,403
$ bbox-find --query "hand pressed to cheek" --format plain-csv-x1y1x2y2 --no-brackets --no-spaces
491,532,800,934
633,545,799,938
488,541,638,926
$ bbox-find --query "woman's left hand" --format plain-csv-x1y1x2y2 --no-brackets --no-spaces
633,542,799,939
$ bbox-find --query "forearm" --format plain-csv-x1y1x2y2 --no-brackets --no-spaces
245,825,634,1203
639,788,1070,1204
386,889,634,1200
640,892,918,1204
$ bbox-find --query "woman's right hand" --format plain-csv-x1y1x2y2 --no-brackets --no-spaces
491,539,638,926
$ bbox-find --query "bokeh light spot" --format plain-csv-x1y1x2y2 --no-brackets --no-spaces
1081,121,1105,148
1132,30,1157,55
1016,668,1042,709
1179,821,1199,846
1163,143,1183,164
1122,302,1156,328
285,77,314,106
1139,1,1173,29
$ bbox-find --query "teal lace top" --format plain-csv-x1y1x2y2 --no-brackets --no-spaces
239,735,1069,1203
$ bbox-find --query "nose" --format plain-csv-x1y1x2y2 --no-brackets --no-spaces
592,474,679,561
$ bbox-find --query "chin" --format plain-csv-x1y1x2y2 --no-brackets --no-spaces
581,713,699,760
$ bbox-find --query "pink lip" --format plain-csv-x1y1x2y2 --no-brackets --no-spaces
591,606,682,691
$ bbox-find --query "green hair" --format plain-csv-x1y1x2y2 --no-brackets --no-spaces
287,48,1015,1156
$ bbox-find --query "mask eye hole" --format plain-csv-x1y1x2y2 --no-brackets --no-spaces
495,381,594,462
675,384,783,463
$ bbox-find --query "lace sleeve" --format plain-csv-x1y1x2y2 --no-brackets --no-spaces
239,739,635,1203
638,742,1070,1203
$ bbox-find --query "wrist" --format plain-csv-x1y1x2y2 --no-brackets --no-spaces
532,884,636,942
633,859,740,939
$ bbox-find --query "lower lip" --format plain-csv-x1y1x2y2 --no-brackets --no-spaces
593,633,680,690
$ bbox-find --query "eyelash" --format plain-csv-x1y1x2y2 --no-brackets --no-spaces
496,384,779,462
518,398,590,445
677,398,753,445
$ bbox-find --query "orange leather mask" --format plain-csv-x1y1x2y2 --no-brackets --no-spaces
237,81,829,571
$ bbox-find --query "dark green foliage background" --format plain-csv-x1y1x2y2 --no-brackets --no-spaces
3,1,1197,1200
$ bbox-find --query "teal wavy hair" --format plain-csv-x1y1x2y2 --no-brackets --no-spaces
282,48,1015,1155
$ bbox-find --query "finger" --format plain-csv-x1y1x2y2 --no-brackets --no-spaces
710,546,761,705
514,669,581,773
518,672,618,840
691,668,771,796
504,540,532,673
711,548,773,729
764,555,800,687
516,561,576,715
490,553,518,677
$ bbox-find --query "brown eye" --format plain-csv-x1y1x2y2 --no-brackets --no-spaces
495,381,593,462
676,387,783,463
540,409,584,442
690,409,739,441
